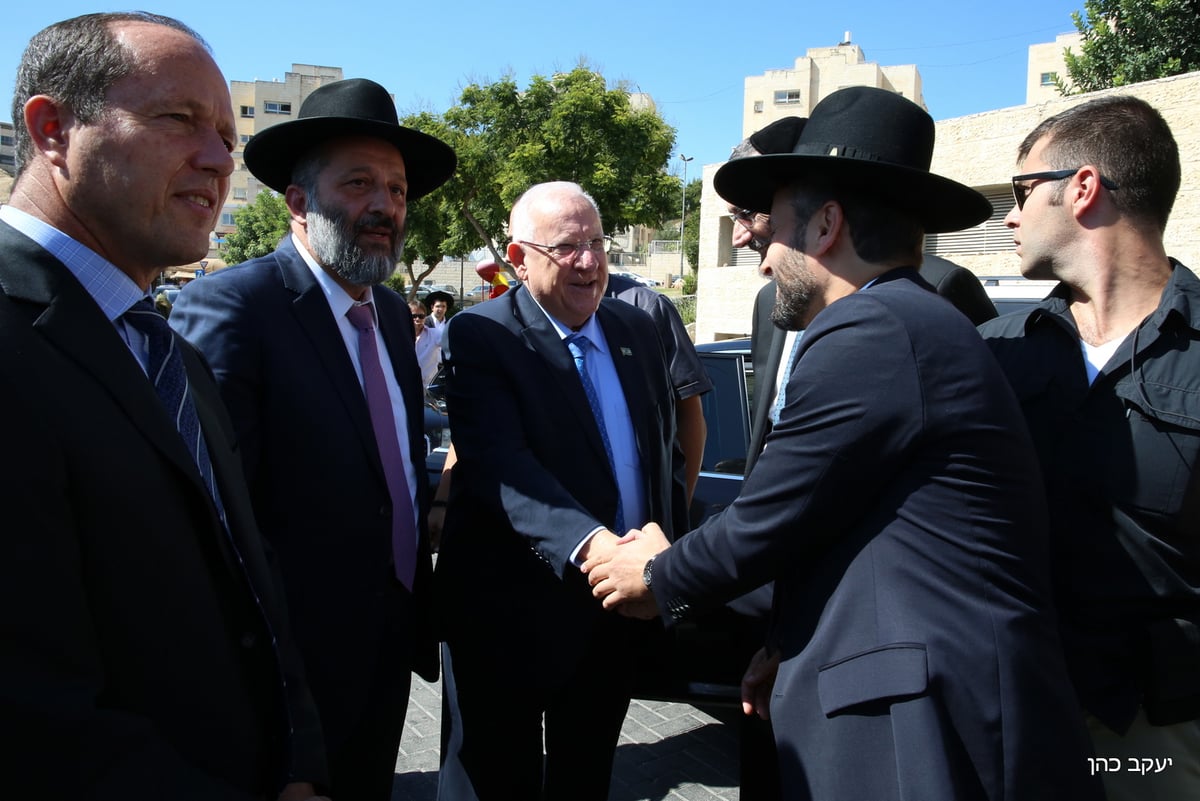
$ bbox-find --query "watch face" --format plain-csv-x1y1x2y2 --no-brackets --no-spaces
642,556,654,589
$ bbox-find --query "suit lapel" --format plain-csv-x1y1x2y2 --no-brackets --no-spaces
512,287,610,465
0,224,212,497
276,245,387,483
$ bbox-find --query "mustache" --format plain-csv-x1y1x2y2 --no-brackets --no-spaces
354,213,398,235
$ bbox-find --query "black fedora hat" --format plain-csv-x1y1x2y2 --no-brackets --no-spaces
244,78,457,201
714,87,991,233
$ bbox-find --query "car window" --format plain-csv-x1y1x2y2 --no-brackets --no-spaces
697,352,751,474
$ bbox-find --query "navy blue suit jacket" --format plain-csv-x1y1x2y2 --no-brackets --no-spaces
655,269,1099,801
436,285,687,681
171,236,437,749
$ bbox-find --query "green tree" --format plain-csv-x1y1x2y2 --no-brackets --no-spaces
1058,0,1200,93
222,191,290,265
400,65,679,276
682,178,703,274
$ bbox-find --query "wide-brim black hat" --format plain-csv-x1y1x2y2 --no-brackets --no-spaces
244,78,457,201
714,87,991,233
423,290,454,307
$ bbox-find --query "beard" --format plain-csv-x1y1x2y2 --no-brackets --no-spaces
306,199,406,288
769,233,817,332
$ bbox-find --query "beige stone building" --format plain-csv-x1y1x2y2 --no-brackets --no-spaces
0,120,15,177
216,64,345,255
743,38,922,138
695,40,1200,343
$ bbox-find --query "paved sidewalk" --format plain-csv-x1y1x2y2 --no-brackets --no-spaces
391,674,741,801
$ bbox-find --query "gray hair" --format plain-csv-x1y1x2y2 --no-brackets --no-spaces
508,181,602,242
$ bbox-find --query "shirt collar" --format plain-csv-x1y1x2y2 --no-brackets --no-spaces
528,293,608,356
293,232,374,317
0,205,148,320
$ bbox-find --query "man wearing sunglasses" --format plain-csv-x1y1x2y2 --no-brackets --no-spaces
980,95,1200,801
435,181,687,801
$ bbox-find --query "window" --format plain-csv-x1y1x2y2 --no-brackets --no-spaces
263,101,292,115
232,187,248,200
220,212,236,226
0,134,14,145
1040,72,1057,86
240,134,252,144
753,100,764,113
239,105,255,118
924,186,1017,255
774,90,801,105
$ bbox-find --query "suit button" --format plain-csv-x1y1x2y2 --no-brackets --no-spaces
240,632,257,648
379,504,390,517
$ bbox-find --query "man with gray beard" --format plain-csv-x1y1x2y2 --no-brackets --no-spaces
172,78,456,801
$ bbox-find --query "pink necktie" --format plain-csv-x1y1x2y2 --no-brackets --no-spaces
346,302,417,591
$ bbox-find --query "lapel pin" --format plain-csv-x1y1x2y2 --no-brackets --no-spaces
620,347,633,356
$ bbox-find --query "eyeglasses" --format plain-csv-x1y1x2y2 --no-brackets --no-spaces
728,208,768,227
518,236,610,260
1011,168,1119,210
411,313,427,320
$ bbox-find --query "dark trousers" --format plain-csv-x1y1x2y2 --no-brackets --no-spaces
437,641,631,801
320,601,415,801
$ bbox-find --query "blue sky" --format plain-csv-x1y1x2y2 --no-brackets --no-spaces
2,1,1086,174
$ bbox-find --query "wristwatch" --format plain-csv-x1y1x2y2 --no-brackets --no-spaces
642,554,656,589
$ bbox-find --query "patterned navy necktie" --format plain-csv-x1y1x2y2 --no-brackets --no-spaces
124,298,224,521
565,333,625,535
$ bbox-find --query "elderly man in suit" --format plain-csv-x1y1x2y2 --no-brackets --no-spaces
435,181,688,801
171,78,455,801
0,12,327,799
586,87,1102,801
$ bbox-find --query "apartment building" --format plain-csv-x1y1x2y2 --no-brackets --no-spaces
216,64,346,254
0,121,15,177
742,37,922,139
694,36,1200,343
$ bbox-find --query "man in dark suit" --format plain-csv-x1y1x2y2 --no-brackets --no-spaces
586,87,1102,800
733,118,997,473
0,13,327,799
435,181,688,801
171,78,456,801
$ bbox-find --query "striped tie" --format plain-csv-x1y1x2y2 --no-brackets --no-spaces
124,298,224,521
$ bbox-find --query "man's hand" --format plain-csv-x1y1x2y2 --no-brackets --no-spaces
277,782,331,801
582,523,670,618
740,646,780,721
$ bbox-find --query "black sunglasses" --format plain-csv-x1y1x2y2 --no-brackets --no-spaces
1011,168,1119,210
411,313,427,320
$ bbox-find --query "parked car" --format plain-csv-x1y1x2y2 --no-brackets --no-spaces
981,276,1058,316
611,270,661,288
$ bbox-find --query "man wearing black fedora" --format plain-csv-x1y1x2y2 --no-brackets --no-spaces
172,77,456,800
585,86,1102,800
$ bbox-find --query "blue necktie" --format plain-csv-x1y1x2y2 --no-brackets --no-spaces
566,333,625,535
124,298,225,522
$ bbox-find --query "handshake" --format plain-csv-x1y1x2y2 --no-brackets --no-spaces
581,522,671,620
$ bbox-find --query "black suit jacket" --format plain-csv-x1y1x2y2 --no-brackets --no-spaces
655,270,1099,800
170,236,437,750
747,257,996,472
436,286,687,680
0,221,325,799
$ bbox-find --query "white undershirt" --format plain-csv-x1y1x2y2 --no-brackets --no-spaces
1081,336,1127,386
